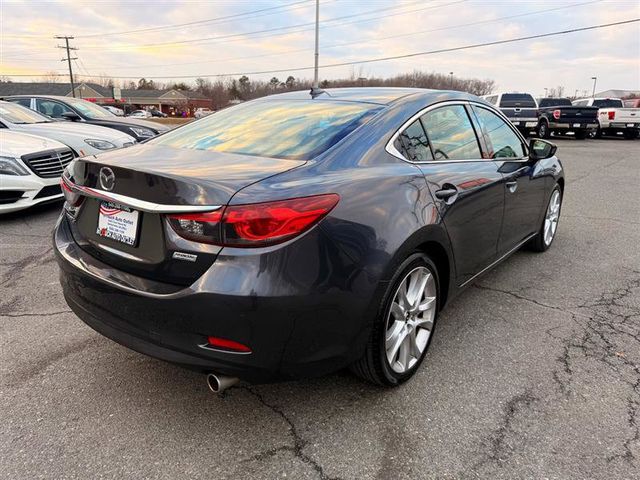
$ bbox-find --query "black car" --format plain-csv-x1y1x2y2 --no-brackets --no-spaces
2,95,169,142
536,98,598,139
54,88,564,391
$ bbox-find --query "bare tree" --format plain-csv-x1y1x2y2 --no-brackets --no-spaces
40,71,60,83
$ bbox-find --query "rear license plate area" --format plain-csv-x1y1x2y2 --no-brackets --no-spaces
96,201,140,246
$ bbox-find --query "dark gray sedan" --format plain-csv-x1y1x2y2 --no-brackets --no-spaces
54,88,564,391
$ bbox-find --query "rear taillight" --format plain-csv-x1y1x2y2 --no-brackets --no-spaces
552,109,561,120
168,194,339,247
608,111,616,120
61,177,83,207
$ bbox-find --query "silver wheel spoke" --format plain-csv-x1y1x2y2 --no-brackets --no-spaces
385,266,437,374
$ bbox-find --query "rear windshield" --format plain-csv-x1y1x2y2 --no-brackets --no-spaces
592,99,624,108
151,100,382,160
499,94,536,108
538,98,572,107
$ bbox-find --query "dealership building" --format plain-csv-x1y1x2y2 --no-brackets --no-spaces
0,82,212,116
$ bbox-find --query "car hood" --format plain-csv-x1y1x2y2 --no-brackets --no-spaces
0,130,67,157
112,117,170,132
16,121,135,142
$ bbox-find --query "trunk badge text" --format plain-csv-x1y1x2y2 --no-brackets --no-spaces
99,167,116,191
173,252,198,262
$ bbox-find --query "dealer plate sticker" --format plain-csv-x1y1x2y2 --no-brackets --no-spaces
97,201,139,246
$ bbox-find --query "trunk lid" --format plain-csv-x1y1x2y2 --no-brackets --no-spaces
66,143,305,285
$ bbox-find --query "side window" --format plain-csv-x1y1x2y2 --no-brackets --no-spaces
573,100,587,106
36,99,73,118
486,95,498,105
420,105,482,161
472,106,525,159
11,98,32,108
393,120,433,162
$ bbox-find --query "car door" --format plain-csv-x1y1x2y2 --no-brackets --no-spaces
403,103,505,285
470,104,547,255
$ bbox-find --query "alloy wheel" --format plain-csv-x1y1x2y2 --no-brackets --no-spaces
385,266,437,374
544,189,561,246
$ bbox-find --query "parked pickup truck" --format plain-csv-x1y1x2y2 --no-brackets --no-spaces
535,98,598,139
482,93,538,136
572,97,640,139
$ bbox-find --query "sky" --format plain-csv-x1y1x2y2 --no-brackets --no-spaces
1,0,639,96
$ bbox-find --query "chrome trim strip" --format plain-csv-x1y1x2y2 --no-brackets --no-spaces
63,177,221,213
385,100,530,165
197,344,252,355
459,233,537,288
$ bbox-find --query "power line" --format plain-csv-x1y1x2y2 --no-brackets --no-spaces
75,0,602,72
75,0,314,38
77,0,452,51
9,19,638,80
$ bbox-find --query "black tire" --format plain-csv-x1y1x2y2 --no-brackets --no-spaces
592,127,602,139
529,184,562,252
351,253,440,386
537,120,550,139
575,130,587,140
623,130,636,140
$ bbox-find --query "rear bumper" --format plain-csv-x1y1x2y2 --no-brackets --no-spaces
607,122,640,130
508,119,538,128
53,214,373,383
548,122,598,129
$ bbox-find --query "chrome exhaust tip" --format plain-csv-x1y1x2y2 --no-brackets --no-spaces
206,373,239,394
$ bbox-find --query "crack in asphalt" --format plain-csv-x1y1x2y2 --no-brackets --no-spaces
472,390,538,472
0,310,72,318
238,386,342,480
0,246,54,288
476,273,640,466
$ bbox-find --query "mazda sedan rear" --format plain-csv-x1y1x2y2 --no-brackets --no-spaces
54,88,564,390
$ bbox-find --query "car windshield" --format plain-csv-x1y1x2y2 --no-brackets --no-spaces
0,102,51,124
538,98,572,107
499,94,536,108
592,99,624,108
64,97,116,119
151,100,383,160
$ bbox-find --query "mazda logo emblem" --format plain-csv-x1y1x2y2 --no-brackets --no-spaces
99,167,116,191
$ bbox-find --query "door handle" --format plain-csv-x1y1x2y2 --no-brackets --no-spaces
434,187,458,200
506,180,518,193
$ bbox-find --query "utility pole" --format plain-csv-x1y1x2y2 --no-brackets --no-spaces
56,36,78,97
313,0,320,90
591,76,597,98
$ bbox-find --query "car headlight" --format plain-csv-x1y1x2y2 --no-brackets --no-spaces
85,139,117,150
129,127,155,138
0,156,29,176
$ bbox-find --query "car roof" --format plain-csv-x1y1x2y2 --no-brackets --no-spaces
261,87,481,106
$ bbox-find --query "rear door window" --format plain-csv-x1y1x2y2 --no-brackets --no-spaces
10,98,32,108
472,106,525,159
420,105,482,161
499,94,537,108
393,120,433,162
36,99,74,118
592,99,623,108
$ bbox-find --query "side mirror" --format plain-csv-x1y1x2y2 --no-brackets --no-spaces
529,138,557,160
61,111,81,121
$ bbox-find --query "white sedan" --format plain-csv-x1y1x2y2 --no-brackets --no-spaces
0,101,135,157
128,110,152,118
0,130,72,214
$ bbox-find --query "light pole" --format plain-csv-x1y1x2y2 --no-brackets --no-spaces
591,76,597,98
449,72,453,89
544,87,548,97
313,0,320,90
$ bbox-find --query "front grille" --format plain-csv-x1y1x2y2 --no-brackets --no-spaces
21,148,74,178
34,184,62,199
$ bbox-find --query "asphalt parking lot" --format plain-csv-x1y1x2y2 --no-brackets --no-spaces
1,138,639,479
